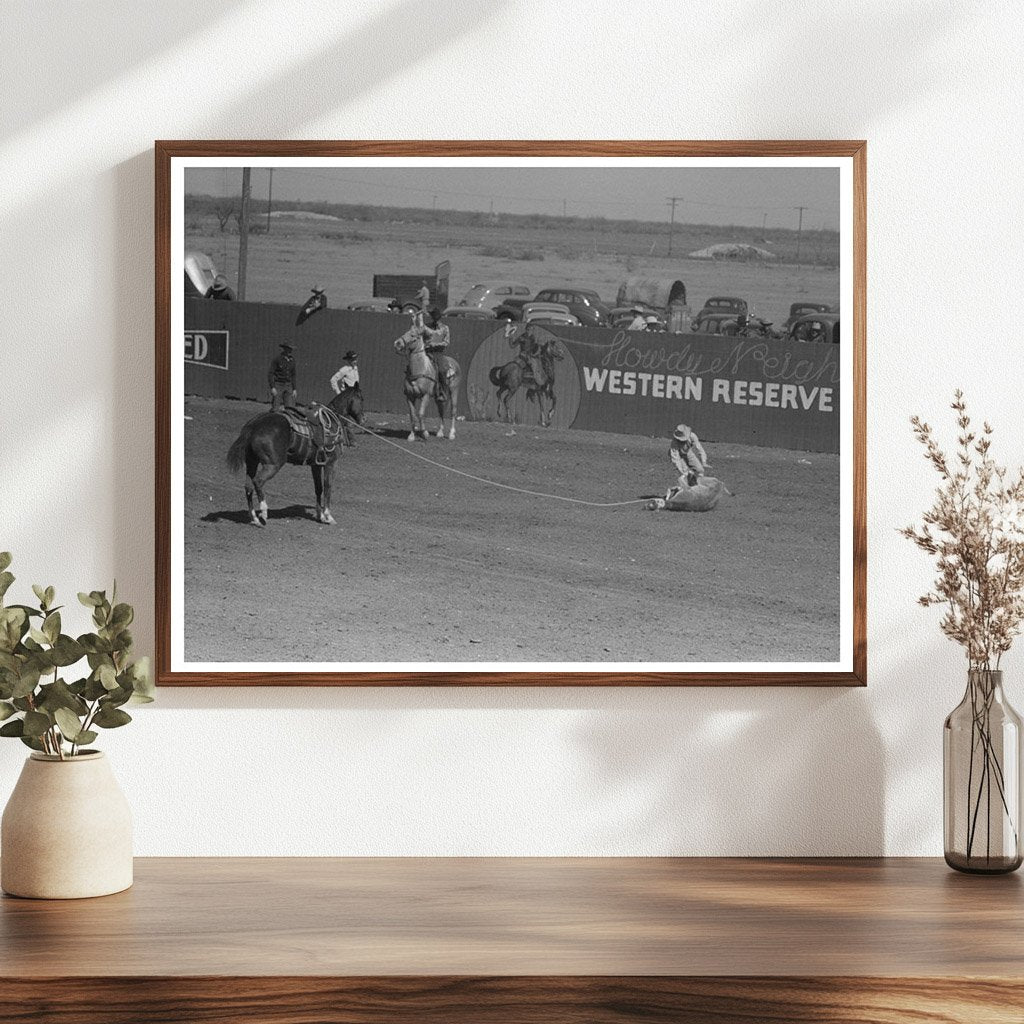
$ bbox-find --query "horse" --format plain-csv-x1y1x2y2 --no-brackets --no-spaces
393,324,461,441
489,328,563,427
328,387,364,447
524,339,563,427
226,405,343,526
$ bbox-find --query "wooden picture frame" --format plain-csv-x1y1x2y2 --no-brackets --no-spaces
156,140,866,686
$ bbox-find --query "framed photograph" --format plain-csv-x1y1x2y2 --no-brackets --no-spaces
156,141,865,686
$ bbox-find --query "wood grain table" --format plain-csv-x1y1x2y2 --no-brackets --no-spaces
1,857,1022,1023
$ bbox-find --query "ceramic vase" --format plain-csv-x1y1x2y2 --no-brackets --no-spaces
1,751,133,898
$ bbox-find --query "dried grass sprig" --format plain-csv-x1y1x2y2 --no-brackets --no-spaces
902,391,1024,670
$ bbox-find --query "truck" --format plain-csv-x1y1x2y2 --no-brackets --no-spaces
372,260,450,312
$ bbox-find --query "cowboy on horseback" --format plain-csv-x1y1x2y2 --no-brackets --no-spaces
411,309,452,403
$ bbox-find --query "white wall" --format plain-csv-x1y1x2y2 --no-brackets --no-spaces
1,0,1021,856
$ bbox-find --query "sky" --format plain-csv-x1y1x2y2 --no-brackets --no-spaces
185,165,840,231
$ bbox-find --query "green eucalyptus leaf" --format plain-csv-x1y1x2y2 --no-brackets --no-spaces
0,651,20,674
28,627,49,646
80,636,112,656
12,697,32,712
0,572,15,601
93,705,131,729
36,679,88,716
22,710,51,738
0,607,27,651
50,635,85,667
0,552,11,573
98,663,118,690
110,603,133,629
42,611,60,644
19,734,44,751
0,718,25,737
0,700,15,721
44,586,55,608
83,675,108,701
11,665,41,699
53,706,86,742
103,685,132,709
78,592,100,608
75,730,98,746
31,584,47,608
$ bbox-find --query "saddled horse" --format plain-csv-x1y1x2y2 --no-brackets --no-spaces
226,404,343,526
489,328,563,427
393,324,461,440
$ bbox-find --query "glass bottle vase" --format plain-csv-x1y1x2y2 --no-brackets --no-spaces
944,669,1023,873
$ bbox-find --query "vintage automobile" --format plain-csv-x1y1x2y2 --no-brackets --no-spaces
699,296,748,316
788,312,840,344
372,260,450,312
441,305,497,320
521,302,581,327
532,288,609,327
459,281,532,313
691,311,742,336
782,301,835,331
692,296,748,331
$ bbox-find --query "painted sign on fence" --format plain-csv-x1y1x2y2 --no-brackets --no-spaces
184,330,229,370
183,299,840,452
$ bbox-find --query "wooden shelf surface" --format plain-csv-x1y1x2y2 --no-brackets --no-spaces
2,857,1023,1022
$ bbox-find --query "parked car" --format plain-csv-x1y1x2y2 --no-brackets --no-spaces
459,281,531,312
691,312,742,336
699,296,748,316
441,305,497,320
783,302,834,331
692,296,748,331
788,312,840,344
532,288,609,327
522,302,581,327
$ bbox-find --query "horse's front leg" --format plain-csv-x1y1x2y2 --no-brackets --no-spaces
312,462,336,524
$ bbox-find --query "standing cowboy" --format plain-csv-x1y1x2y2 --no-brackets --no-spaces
268,343,297,409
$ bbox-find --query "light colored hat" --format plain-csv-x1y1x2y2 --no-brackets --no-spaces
645,315,659,324
312,284,324,294
672,423,693,442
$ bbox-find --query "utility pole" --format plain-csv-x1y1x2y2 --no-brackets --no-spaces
432,195,437,212
794,205,807,263
667,196,682,257
266,169,273,235
238,168,251,300
562,198,567,218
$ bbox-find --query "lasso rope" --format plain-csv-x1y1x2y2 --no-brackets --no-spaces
333,411,649,508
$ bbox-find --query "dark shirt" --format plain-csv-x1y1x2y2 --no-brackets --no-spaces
208,283,236,301
268,352,296,387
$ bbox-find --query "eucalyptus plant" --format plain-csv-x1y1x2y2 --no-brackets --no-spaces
0,553,153,759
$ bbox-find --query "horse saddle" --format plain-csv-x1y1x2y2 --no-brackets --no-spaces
281,405,343,465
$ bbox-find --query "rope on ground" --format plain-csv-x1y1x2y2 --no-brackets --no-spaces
333,413,649,509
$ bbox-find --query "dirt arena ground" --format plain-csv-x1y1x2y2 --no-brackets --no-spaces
183,397,840,665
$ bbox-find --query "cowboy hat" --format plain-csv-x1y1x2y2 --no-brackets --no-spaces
344,350,358,360
280,342,294,350
672,423,693,442
311,284,324,293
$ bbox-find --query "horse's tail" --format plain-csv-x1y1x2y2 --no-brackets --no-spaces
489,366,503,387
226,420,257,473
